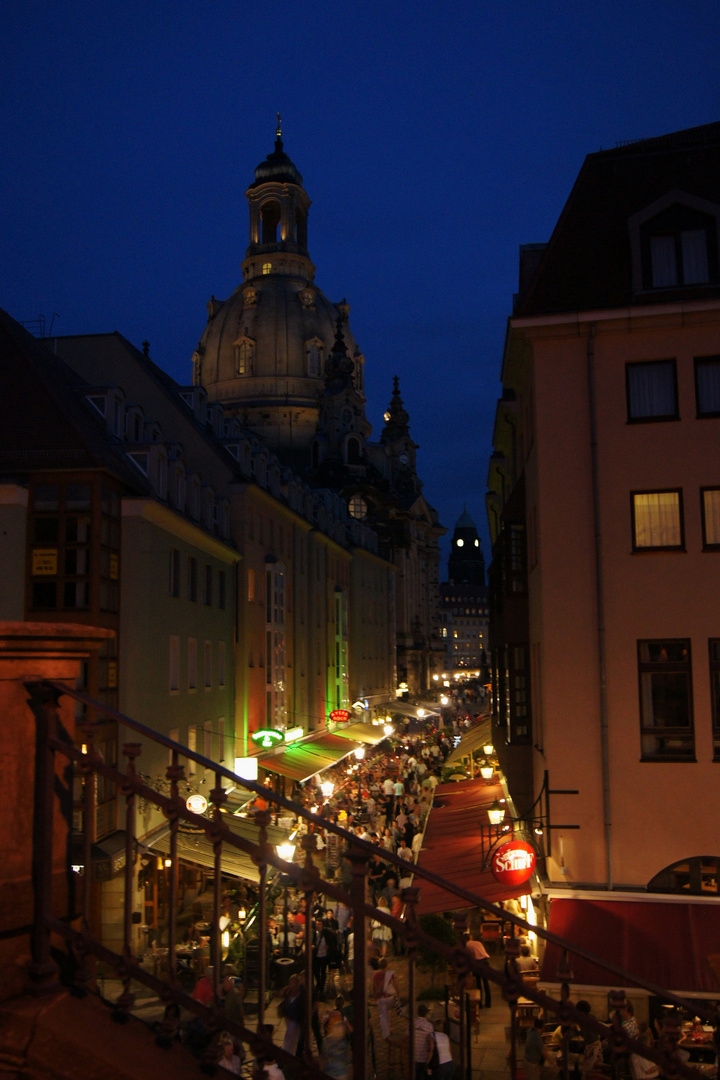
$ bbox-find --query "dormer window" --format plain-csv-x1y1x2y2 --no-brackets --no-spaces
629,191,720,295
650,230,709,287
348,495,367,520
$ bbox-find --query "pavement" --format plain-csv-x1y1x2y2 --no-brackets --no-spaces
98,949,516,1079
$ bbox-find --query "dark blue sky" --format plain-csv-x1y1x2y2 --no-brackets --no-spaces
2,1,718,565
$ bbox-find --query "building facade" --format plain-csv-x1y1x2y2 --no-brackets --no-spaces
194,124,444,695
488,122,720,899
439,508,489,675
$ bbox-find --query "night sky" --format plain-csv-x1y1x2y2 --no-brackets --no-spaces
2,2,718,565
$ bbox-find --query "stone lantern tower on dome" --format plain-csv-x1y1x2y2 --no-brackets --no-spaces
192,117,366,465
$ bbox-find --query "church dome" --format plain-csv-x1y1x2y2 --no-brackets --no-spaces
251,134,304,188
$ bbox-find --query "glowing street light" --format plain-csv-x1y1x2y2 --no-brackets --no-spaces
276,840,296,863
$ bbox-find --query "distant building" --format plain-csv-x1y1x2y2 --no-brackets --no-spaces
488,121,720,926
193,123,445,694
439,508,488,675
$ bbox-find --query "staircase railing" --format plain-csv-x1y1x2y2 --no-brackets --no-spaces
26,678,715,1080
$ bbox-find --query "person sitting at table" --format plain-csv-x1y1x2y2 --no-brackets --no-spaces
525,1017,559,1080
516,945,539,972
576,1000,603,1075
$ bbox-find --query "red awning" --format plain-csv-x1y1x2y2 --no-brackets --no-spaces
415,777,532,915
541,898,720,995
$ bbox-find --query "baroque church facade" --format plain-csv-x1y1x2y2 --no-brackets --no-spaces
192,124,445,694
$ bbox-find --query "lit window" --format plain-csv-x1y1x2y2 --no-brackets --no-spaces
701,488,720,549
626,360,678,422
695,356,720,417
632,491,683,551
348,495,367,520
638,639,694,760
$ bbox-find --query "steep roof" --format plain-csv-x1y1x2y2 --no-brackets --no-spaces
0,310,150,491
515,121,720,317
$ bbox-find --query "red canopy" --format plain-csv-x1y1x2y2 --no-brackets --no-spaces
541,897,720,995
415,778,532,915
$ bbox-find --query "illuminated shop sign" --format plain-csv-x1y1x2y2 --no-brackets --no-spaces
186,794,208,814
251,729,284,749
491,839,536,887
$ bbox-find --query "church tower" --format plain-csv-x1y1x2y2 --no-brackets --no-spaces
192,118,366,464
448,507,485,587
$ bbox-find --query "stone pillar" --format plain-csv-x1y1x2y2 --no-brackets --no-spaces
0,622,112,1001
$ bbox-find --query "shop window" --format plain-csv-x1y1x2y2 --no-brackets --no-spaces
632,490,683,550
695,356,720,417
638,639,694,760
626,360,678,422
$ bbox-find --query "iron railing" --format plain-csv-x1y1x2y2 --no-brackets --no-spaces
26,678,717,1080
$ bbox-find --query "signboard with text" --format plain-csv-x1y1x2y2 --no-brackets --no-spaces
490,839,536,887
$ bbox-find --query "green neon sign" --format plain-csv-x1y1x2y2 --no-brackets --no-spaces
251,728,284,749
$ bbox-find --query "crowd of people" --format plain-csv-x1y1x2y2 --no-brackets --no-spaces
181,711,489,1077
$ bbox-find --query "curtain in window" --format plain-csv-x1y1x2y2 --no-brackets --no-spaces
696,359,720,415
627,361,676,418
703,490,720,546
634,491,681,548
651,235,678,287
681,230,709,284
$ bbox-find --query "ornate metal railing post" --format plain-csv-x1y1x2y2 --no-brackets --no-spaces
210,771,228,1000
349,843,369,1080
254,810,271,1033
505,926,521,1080
73,720,99,991
25,681,61,994
116,741,141,1018
299,830,320,1061
164,752,185,979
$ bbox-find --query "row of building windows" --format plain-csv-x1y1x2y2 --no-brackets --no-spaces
632,488,720,550
168,719,226,770
169,550,226,607
169,637,226,693
626,355,720,422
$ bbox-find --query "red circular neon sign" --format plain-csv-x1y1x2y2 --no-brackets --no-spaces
491,839,536,886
